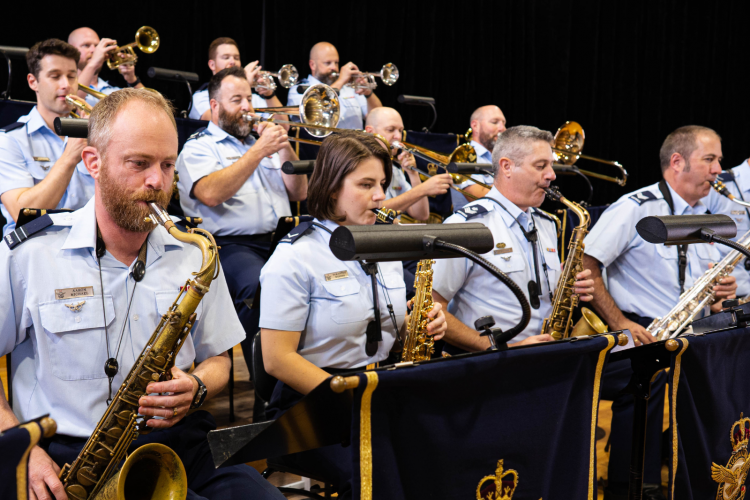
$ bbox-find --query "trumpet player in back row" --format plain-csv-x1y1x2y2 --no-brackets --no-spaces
582,125,740,500
0,89,284,499
189,37,286,121
287,41,383,130
68,27,146,108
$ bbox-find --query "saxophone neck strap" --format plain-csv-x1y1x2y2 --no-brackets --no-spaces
658,180,688,294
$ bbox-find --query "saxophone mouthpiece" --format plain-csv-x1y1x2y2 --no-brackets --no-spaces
543,185,562,201
147,203,171,226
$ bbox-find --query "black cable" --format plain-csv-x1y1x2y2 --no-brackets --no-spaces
433,240,531,343
702,231,750,260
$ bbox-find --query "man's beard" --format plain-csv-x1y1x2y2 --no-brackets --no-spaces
218,105,252,140
99,159,173,233
314,70,336,85
478,129,498,152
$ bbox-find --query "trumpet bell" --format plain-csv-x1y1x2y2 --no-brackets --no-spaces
554,121,585,166
136,26,160,54
299,84,340,137
381,63,399,85
571,307,608,337
277,64,299,88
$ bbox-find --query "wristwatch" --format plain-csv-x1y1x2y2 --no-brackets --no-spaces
189,374,208,409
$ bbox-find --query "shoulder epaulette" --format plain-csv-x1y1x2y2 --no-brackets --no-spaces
4,214,53,250
279,221,314,244
455,204,490,220
628,190,659,206
0,122,24,133
533,209,557,224
196,82,209,92
186,127,207,142
718,170,736,182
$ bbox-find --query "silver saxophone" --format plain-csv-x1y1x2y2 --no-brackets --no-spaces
647,228,750,340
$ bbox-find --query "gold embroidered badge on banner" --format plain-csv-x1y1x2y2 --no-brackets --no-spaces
711,412,750,500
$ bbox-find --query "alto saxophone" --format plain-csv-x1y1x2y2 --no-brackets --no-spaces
59,203,220,500
541,186,606,340
402,259,436,362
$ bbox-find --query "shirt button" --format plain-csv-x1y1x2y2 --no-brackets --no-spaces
133,314,139,321
75,316,81,323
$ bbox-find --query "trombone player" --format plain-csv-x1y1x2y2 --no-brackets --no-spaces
68,27,145,107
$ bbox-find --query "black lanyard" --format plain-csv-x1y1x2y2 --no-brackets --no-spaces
658,180,688,294
482,197,551,309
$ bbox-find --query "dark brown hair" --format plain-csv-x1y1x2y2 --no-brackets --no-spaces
208,66,246,102
26,39,80,78
308,132,393,222
208,37,239,61
659,125,721,173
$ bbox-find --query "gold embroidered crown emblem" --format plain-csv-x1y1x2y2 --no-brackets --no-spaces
476,459,518,500
712,412,750,500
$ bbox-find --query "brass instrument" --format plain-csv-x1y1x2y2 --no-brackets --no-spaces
59,202,218,500
541,186,607,340
66,94,93,119
106,26,160,70
372,207,400,224
254,64,299,92
553,121,628,186
712,180,750,209
402,259,436,362
79,83,108,101
331,63,399,91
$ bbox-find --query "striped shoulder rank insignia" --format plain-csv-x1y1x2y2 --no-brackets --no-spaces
718,170,736,182
4,214,53,249
280,221,315,244
456,204,489,220
0,122,24,133
186,127,207,142
629,190,658,205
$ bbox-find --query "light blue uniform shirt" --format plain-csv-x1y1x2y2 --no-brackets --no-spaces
259,219,406,369
706,161,750,238
0,197,244,437
287,75,368,131
584,181,738,319
0,106,94,236
452,140,494,212
189,88,267,120
176,121,291,236
385,165,412,201
433,187,561,343
84,77,119,108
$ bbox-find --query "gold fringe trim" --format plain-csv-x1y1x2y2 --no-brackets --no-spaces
360,371,379,500
589,334,616,500
17,421,42,500
670,338,689,500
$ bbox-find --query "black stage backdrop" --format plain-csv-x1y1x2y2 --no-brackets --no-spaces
2,0,749,206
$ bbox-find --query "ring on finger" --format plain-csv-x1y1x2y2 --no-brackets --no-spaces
172,407,178,418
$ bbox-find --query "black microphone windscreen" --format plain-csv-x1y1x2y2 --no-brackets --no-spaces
54,118,88,138
281,160,315,175
147,67,200,82
636,214,736,244
330,223,494,262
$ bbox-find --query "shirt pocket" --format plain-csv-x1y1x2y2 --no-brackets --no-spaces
322,278,370,324
655,243,678,260
493,252,526,274
39,296,115,380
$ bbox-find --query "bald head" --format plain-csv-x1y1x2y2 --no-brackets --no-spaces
68,27,100,70
309,42,339,85
470,105,507,152
364,107,404,146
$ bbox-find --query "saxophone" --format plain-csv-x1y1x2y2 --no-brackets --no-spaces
402,259,436,362
541,186,606,340
59,203,220,500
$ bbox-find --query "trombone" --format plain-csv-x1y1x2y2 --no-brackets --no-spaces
331,63,399,91
78,83,107,100
106,26,160,70
552,121,628,186
247,84,340,138
254,64,299,93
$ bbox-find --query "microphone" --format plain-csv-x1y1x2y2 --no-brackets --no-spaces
329,223,493,262
54,117,88,138
281,160,315,175
636,214,736,245
397,95,435,106
147,67,200,83
0,46,29,59
447,162,494,175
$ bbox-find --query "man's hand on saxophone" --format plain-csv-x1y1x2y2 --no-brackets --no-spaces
572,268,595,302
708,262,738,314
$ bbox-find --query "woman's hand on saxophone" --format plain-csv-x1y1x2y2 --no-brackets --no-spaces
405,300,447,341
138,366,198,428
573,269,595,302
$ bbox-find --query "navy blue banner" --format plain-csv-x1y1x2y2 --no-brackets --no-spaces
0,422,41,500
349,334,617,500
668,327,750,500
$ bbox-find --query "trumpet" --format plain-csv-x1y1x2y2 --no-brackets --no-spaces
331,63,399,91
66,94,93,118
106,26,160,70
78,83,108,100
552,121,628,186
254,64,299,93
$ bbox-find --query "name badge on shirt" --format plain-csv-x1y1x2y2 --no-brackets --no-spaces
55,286,94,300
33,156,51,163
494,247,512,255
226,156,241,161
325,271,349,281
732,210,745,215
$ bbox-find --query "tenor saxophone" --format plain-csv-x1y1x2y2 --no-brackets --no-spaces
402,259,436,362
59,203,220,500
541,186,606,340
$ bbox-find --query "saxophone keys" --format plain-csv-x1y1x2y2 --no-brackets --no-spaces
116,410,134,427
66,483,90,499
103,426,124,444
76,466,98,486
